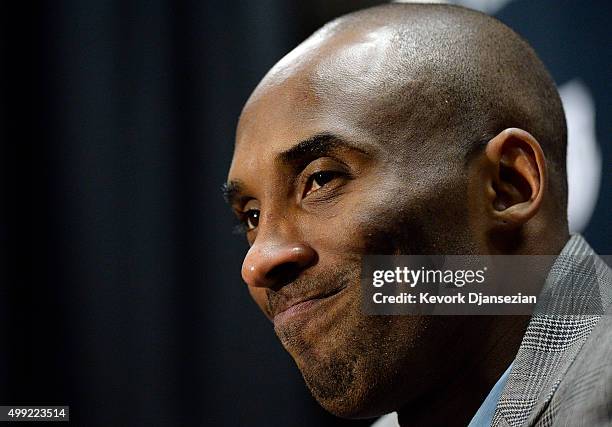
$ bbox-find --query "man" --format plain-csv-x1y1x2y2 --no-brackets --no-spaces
225,3,611,426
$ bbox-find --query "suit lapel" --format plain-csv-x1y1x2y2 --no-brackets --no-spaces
492,235,612,427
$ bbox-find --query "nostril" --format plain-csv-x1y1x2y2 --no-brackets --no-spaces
265,262,302,291
242,243,317,289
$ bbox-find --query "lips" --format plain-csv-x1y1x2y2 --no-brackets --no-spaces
271,285,347,325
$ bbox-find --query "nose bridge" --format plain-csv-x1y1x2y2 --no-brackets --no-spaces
241,214,317,289
257,207,294,243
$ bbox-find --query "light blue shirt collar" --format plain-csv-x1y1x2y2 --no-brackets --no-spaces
468,363,513,427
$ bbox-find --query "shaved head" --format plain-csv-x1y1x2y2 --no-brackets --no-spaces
229,3,569,424
246,3,567,213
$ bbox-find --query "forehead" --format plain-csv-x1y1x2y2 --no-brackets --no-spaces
234,74,321,155
232,26,406,166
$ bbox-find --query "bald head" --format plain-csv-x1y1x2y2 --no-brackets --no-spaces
242,3,567,213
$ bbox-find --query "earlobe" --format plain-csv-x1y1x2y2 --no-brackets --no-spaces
484,128,547,227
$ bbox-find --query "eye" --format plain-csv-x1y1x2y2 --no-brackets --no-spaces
304,171,340,197
243,209,260,231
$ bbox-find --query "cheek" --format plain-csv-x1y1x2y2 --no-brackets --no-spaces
311,194,419,255
299,197,399,256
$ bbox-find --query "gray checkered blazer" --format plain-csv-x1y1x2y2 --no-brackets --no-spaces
491,234,612,427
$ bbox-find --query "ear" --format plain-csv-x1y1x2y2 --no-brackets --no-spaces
483,128,547,227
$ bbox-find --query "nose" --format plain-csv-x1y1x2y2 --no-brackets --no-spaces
241,241,317,290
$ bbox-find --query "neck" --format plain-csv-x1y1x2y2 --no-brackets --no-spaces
398,232,571,426
397,314,529,426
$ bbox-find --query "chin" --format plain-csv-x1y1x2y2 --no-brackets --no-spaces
294,347,407,420
306,375,403,419
274,286,436,419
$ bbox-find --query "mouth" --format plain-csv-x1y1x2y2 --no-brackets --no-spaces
272,285,347,326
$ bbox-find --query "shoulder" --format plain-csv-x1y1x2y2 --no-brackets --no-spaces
540,312,612,426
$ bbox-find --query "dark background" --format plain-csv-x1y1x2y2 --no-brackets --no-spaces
2,1,610,426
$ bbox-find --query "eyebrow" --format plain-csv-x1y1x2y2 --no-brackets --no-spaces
223,133,371,207
278,133,369,167
222,180,245,207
